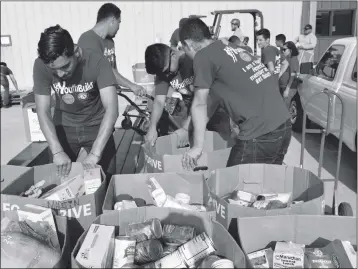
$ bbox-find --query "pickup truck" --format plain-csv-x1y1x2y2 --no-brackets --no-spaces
290,37,357,152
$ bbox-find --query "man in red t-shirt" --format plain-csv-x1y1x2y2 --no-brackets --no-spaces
34,25,119,177
179,18,291,170
78,3,145,96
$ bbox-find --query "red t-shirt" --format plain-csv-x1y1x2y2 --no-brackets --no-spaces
193,41,290,140
33,50,117,127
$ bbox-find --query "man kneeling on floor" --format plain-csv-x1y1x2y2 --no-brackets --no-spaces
33,25,118,177
179,18,292,170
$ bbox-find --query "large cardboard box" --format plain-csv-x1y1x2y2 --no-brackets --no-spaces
1,165,32,192
142,131,232,173
71,208,250,268
103,172,212,214
1,162,107,246
206,164,325,238
237,215,356,268
2,210,71,268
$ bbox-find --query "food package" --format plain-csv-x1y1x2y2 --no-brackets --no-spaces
83,168,102,195
304,239,357,268
126,218,163,243
134,239,163,264
143,250,186,269
177,232,216,268
161,245,179,258
162,224,196,246
248,248,274,268
147,177,206,212
114,200,138,211
41,174,85,201
21,180,46,198
112,236,136,268
273,241,305,268
75,224,115,268
17,204,61,252
175,193,191,204
1,216,62,268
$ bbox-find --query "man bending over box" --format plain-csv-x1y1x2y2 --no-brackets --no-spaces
33,25,118,177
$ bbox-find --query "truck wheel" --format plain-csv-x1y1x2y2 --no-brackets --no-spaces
290,94,310,133
338,202,353,216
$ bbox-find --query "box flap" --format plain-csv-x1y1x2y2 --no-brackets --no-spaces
1,165,32,192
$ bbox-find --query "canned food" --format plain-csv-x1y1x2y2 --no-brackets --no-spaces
197,255,221,268
211,259,235,268
162,224,196,246
134,239,163,264
113,236,136,268
115,194,134,203
114,200,138,211
126,219,163,242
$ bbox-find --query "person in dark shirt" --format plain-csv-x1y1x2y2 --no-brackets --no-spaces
179,18,291,170
144,44,194,148
1,62,19,107
228,35,253,54
78,3,145,95
281,41,300,106
257,28,288,78
275,34,286,52
170,18,189,49
34,25,119,177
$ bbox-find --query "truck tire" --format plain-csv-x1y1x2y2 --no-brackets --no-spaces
290,94,310,133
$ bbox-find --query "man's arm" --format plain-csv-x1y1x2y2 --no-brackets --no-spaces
263,48,276,74
300,35,317,50
112,68,138,89
149,94,166,129
191,89,209,149
90,86,119,156
36,94,64,154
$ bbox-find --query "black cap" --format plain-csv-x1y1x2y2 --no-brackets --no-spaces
304,24,312,30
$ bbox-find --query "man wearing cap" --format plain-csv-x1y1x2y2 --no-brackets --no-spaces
294,24,317,64
231,18,245,42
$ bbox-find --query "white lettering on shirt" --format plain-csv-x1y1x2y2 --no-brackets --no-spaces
51,81,94,95
170,76,194,95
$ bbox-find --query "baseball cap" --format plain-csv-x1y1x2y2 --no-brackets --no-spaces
304,24,312,30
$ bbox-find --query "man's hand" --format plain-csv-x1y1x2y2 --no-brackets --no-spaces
182,147,203,171
174,128,189,148
145,127,158,146
131,84,146,96
283,88,290,99
82,153,101,170
53,151,72,178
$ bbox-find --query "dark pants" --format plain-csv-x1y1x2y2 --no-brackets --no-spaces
55,125,116,175
227,120,292,167
1,84,10,106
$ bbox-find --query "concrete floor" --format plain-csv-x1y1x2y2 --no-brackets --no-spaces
1,105,357,215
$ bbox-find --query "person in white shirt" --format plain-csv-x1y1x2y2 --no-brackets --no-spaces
231,18,245,42
294,24,317,64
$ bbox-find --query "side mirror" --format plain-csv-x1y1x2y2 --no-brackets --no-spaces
300,62,314,75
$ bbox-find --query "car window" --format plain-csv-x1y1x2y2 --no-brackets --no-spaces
316,45,345,81
352,60,357,82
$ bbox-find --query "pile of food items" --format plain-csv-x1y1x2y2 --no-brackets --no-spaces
19,168,102,201
1,206,62,268
248,240,357,268
113,177,207,212
76,218,235,268
223,190,303,210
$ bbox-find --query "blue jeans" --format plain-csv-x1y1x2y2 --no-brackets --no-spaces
55,125,116,175
227,120,292,166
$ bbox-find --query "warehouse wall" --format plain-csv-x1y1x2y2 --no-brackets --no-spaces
1,1,302,90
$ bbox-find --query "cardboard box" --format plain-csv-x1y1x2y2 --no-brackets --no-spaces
1,162,107,247
1,165,32,192
142,131,232,173
71,207,250,268
22,91,55,142
103,172,213,215
2,210,71,268
206,164,325,235
237,215,356,268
